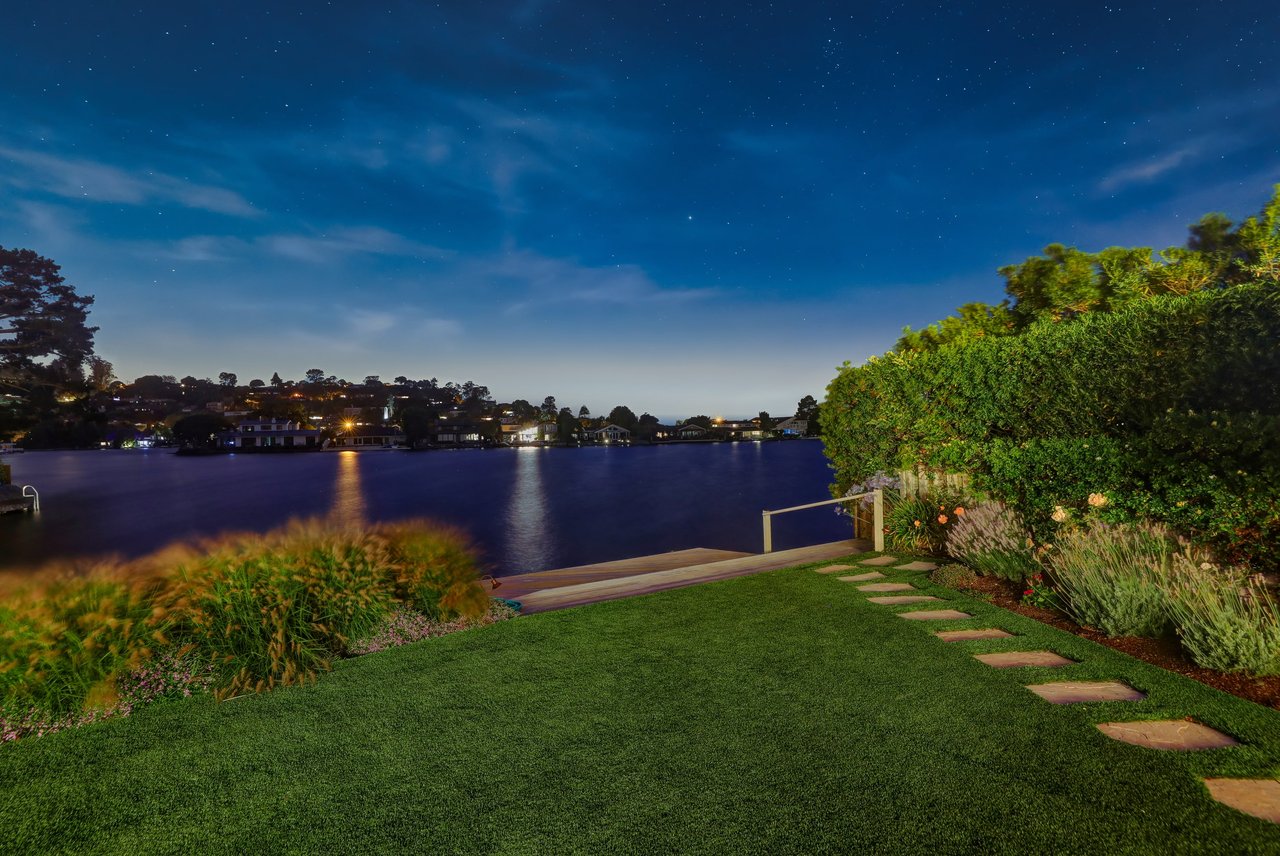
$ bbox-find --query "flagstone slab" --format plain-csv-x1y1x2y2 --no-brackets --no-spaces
815,564,860,574
859,556,901,567
898,609,973,621
1204,778,1280,824
868,595,941,605
832,571,885,581
894,561,939,571
936,629,1015,642
1025,681,1146,704
856,582,916,592
1098,720,1240,751
975,650,1076,668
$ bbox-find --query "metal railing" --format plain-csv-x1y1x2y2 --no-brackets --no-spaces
762,490,883,554
22,485,39,513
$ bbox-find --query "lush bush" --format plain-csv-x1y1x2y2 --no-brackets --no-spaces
824,283,1280,568
0,562,165,716
883,491,967,555
943,502,1040,581
1047,521,1175,637
929,564,978,590
1166,557,1280,675
1,517,488,716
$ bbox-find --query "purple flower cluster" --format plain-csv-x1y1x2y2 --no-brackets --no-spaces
2,650,216,745
349,601,517,656
835,471,902,516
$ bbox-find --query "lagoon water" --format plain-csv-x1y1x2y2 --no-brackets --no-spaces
0,442,852,576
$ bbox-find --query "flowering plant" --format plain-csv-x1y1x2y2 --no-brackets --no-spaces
1022,573,1063,612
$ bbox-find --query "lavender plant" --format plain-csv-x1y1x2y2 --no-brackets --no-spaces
943,502,1039,581
1047,520,1175,637
1166,556,1280,675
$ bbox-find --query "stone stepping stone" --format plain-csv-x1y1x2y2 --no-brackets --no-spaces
815,564,860,574
859,556,901,567
1204,779,1280,824
1025,681,1146,704
856,582,916,592
868,595,941,605
1098,720,1240,751
975,651,1076,669
894,561,939,571
936,629,1015,642
833,571,884,581
898,609,973,621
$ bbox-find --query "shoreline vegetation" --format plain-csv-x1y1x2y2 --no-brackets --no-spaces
0,517,509,744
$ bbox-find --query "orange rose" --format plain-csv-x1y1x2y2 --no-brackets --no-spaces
937,514,949,524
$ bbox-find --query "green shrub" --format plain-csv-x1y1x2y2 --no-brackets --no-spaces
823,282,1280,568
884,491,967,555
1047,521,1176,637
929,564,978,590
943,502,1040,581
1166,556,1280,675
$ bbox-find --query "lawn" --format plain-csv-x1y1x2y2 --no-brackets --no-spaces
4,556,1280,854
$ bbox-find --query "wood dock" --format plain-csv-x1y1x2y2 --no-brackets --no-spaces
0,485,35,515
502,539,871,614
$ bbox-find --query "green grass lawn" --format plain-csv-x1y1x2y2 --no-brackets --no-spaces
5,555,1280,854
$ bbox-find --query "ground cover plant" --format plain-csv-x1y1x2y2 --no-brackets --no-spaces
0,517,490,736
1167,556,1280,676
4,559,1280,853
943,500,1038,581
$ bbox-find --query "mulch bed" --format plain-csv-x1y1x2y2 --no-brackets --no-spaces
956,574,1280,711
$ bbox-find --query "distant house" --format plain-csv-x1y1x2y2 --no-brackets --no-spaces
432,423,489,447
331,425,406,449
773,417,808,437
224,418,323,450
675,423,709,440
590,424,631,444
512,422,558,444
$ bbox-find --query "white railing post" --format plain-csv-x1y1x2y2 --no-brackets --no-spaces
762,511,773,553
872,489,883,552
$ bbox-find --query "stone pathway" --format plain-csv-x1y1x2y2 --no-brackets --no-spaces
855,582,916,592
827,552,1280,825
1204,780,1280,824
936,628,1014,642
1025,680,1147,704
975,651,1076,669
898,609,973,621
1097,720,1239,751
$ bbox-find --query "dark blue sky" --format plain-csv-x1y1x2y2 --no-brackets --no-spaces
2,1,1277,418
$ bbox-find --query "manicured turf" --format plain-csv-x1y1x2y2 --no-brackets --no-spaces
4,556,1280,854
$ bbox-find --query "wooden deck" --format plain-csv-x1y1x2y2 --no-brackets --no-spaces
512,539,870,614
492,548,752,600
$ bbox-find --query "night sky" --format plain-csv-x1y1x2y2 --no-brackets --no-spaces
2,2,1277,419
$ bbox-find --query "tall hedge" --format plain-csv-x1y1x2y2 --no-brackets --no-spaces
824,283,1280,568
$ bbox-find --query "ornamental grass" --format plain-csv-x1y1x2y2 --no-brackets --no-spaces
0,517,488,723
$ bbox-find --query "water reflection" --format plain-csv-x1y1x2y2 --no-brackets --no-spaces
505,448,552,571
330,452,367,522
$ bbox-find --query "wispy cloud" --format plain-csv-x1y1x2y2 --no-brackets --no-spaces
260,226,452,264
464,249,719,314
1098,146,1198,192
0,146,259,217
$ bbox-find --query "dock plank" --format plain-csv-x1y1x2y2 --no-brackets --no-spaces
493,548,752,599
516,539,870,613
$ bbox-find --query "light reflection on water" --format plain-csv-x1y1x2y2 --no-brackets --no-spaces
330,451,366,522
505,448,552,571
